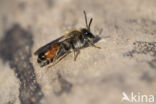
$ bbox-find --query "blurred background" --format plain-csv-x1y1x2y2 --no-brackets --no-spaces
0,0,156,104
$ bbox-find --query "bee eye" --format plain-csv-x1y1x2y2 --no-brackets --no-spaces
85,32,88,34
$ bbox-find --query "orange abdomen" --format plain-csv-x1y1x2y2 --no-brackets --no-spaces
45,44,59,59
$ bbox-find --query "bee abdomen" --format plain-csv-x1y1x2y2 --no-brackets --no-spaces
37,44,60,67
44,44,59,59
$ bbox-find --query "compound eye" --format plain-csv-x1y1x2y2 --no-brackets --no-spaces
84,31,88,35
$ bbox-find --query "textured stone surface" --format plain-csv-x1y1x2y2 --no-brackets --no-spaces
0,0,156,104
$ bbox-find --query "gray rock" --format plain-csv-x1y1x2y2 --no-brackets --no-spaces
0,0,156,104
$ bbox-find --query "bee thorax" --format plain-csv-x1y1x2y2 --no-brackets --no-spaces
74,40,86,49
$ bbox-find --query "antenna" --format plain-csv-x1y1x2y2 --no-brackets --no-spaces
83,10,88,29
83,10,93,31
88,18,93,31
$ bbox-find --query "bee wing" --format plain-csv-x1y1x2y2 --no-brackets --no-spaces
34,29,79,55
34,35,65,55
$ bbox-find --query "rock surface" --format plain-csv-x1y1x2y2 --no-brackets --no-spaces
0,0,156,104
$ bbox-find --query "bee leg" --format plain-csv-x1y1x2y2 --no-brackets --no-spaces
73,50,80,61
47,53,68,69
89,42,101,49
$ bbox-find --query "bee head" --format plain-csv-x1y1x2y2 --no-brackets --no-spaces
81,28,95,41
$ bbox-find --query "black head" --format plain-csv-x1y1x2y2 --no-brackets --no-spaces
81,28,95,41
81,10,96,41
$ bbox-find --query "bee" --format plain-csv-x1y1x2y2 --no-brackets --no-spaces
34,11,101,67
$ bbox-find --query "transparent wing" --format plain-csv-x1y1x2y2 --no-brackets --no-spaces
34,29,80,55
34,35,65,55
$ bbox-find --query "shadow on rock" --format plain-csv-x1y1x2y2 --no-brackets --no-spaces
0,24,43,104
